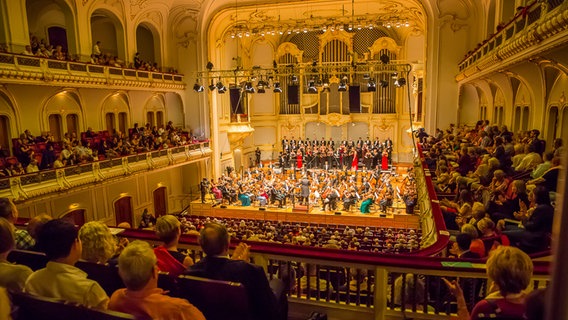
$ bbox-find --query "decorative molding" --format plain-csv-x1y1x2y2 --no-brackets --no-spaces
369,37,401,58
318,113,352,127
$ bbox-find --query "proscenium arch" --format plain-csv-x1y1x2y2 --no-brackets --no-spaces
90,8,126,60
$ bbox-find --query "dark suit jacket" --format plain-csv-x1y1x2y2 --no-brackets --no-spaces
185,256,280,320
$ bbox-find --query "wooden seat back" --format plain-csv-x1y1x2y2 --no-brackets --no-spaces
7,249,48,271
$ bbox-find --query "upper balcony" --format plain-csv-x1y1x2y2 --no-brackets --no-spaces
456,0,567,82
0,53,185,91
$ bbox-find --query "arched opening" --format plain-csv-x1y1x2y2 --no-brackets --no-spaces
135,23,160,68
521,107,530,131
60,209,86,226
114,196,133,226
547,107,558,142
146,112,155,127
153,187,167,218
105,113,116,132
26,0,77,56
90,9,126,61
65,113,78,136
156,111,164,128
513,106,521,132
100,92,130,135
48,114,62,141
118,112,128,134
0,116,10,155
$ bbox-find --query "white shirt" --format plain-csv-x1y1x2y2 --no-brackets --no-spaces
25,261,109,309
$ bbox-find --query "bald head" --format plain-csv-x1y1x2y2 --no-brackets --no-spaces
199,222,230,256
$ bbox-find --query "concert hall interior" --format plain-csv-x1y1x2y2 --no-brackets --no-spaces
0,0,567,319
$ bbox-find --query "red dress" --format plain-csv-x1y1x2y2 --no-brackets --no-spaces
351,154,358,171
381,151,389,170
297,154,303,169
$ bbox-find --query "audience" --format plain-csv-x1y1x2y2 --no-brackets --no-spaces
154,214,193,276
78,221,119,264
109,240,205,320
0,198,34,250
444,246,533,319
25,219,109,309
186,222,284,320
0,217,33,291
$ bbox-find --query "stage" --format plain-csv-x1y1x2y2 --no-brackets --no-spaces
189,201,420,229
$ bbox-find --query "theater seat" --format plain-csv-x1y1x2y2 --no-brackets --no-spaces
7,249,48,271
9,291,138,320
175,275,251,320
75,260,125,296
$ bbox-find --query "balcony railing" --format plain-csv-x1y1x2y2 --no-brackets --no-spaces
457,0,567,77
0,53,185,90
0,142,210,200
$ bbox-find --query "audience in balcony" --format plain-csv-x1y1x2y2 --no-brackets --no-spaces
108,240,205,320
444,246,533,320
0,217,33,292
25,218,110,309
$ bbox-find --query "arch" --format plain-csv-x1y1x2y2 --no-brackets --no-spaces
41,89,85,140
100,91,130,134
60,208,86,227
153,186,168,218
165,92,184,129
113,195,133,227
514,81,531,130
144,94,166,127
135,21,162,67
368,37,401,59
458,84,479,125
0,88,21,139
90,8,126,60
25,0,78,55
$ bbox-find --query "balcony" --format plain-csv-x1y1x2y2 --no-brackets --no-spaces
0,53,185,91
456,0,567,81
0,142,211,200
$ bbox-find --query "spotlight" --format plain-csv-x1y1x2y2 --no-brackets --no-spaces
193,79,204,92
244,82,255,93
338,81,347,92
208,79,216,91
307,80,317,93
216,81,226,93
206,61,214,70
367,79,376,92
273,82,282,93
394,77,406,87
380,54,390,64
257,81,266,93
322,83,330,92
291,75,298,82
379,80,389,88
363,73,370,80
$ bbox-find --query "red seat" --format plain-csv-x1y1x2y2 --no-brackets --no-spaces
5,156,18,166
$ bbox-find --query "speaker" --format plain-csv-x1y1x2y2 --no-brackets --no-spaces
334,212,341,215
230,87,243,114
259,207,266,211
288,84,299,104
349,85,361,113
220,205,227,209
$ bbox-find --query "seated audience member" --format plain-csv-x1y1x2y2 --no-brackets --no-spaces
530,152,553,179
25,219,109,309
393,274,433,311
79,221,118,264
444,246,533,319
0,287,11,320
477,217,509,256
109,240,205,320
460,224,485,258
501,186,554,253
0,198,34,250
138,209,156,229
527,156,561,193
154,215,193,276
449,233,480,259
0,217,33,291
26,214,52,251
186,222,284,320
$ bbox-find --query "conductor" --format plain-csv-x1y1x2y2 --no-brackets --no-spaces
299,175,310,205
200,178,209,203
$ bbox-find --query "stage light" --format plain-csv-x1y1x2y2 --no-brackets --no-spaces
208,79,216,91
322,83,330,92
216,81,226,93
367,79,376,92
244,82,255,93
273,82,282,93
206,61,214,70
338,81,347,92
395,77,406,87
379,80,389,88
193,79,204,92
363,73,370,80
257,80,266,93
291,75,298,82
307,79,317,93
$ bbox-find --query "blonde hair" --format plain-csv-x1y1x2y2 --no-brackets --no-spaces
118,240,156,291
155,214,181,244
78,221,116,263
477,217,495,233
460,224,479,239
486,246,533,296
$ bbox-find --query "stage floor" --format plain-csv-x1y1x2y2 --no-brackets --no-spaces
190,200,420,229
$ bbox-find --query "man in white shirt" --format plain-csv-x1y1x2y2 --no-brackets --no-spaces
25,219,109,309
92,41,102,57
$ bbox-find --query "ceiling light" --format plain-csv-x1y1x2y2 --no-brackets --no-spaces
367,79,376,92
291,75,298,82
322,83,330,92
363,73,370,80
273,82,282,93
379,80,389,88
208,79,216,91
244,82,255,93
257,80,266,93
338,81,347,92
307,80,317,93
